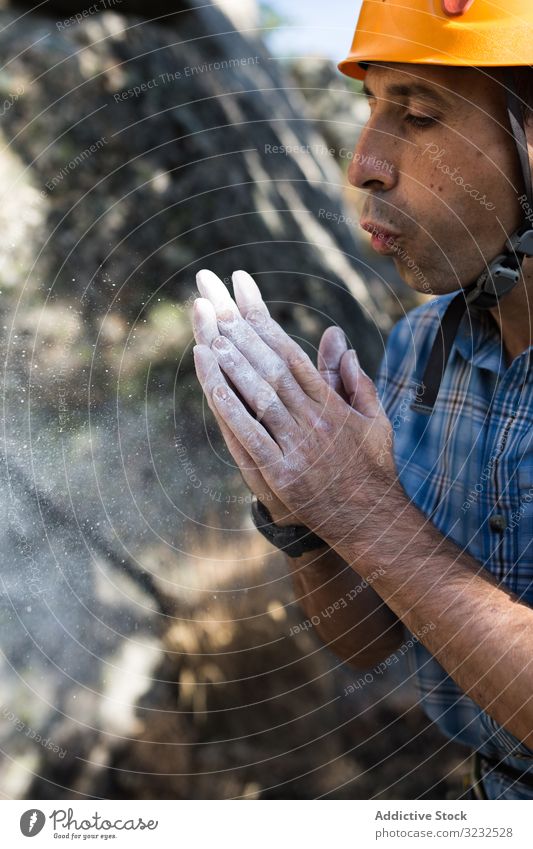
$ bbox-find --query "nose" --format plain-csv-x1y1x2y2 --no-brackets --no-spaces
347,124,398,192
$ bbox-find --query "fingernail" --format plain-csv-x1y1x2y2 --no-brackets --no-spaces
213,385,229,401
218,309,236,323
213,336,232,352
246,308,266,326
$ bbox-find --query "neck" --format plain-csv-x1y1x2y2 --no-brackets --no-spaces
488,260,533,365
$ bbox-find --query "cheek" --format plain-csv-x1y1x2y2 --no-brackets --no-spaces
481,144,523,229
412,149,501,247
392,154,489,291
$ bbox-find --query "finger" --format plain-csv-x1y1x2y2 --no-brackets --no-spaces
214,413,258,475
192,297,219,346
232,269,270,318
193,295,283,448
340,349,382,418
197,267,322,408
193,349,275,503
205,408,278,508
216,309,315,409
211,335,298,451
194,343,281,467
215,417,263,478
244,308,326,402
193,344,261,474
193,339,234,421
210,380,282,469
317,326,348,395
196,269,239,316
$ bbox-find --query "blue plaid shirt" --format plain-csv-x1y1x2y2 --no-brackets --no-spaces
376,292,533,800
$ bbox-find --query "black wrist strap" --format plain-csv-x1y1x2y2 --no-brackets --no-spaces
250,499,327,558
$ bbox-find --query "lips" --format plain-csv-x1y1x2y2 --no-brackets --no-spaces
360,220,401,254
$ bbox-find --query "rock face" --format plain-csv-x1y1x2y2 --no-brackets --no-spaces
6,0,188,14
0,0,388,360
0,1,439,802
287,56,369,162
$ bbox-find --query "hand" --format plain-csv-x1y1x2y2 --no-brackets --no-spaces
192,269,396,545
192,271,368,527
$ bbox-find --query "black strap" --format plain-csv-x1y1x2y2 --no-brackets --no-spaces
504,68,533,210
410,292,469,414
251,498,326,557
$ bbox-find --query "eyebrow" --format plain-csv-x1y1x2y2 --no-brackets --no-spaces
362,81,453,110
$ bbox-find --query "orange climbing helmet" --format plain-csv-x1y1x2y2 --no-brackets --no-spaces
338,0,533,81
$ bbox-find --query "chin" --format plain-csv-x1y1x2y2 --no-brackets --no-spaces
395,261,461,298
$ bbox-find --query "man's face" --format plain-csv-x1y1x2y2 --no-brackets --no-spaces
348,63,527,295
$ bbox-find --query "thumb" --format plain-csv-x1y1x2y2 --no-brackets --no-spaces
317,326,348,395
340,349,382,417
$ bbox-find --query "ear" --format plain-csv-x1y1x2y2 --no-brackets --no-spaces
442,0,475,15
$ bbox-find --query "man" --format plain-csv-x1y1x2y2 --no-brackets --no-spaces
192,0,533,800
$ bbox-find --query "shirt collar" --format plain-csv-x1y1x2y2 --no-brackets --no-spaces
454,306,508,375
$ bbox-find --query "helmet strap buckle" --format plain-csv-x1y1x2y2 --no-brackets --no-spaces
506,224,533,258
466,252,522,309
465,218,533,309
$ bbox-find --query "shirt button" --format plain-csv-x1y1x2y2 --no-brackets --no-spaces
489,514,507,533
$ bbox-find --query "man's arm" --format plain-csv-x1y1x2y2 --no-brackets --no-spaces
330,484,533,749
192,268,533,753
286,544,405,669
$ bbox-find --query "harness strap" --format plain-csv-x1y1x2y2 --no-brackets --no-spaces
505,68,533,211
410,292,469,414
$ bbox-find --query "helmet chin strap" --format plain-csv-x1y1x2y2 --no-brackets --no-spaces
411,68,533,414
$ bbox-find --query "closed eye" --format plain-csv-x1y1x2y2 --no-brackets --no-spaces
405,114,437,129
